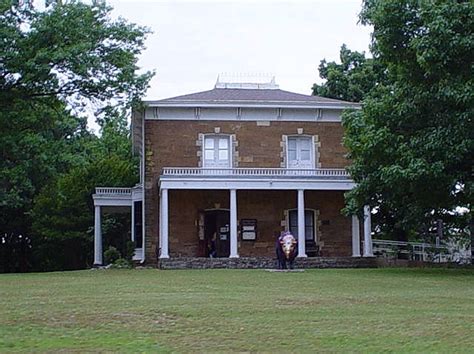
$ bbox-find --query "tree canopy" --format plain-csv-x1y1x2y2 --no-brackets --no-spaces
0,0,152,271
341,0,473,240
312,44,386,103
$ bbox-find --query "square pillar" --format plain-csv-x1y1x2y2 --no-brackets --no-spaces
160,188,169,259
94,205,103,265
229,189,239,258
363,205,374,257
297,189,307,257
352,215,361,257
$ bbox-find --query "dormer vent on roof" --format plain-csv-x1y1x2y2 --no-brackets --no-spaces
215,73,279,90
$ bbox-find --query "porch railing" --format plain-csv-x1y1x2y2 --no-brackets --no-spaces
162,167,350,178
95,187,132,195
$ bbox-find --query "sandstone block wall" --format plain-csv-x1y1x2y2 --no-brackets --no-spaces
144,120,351,263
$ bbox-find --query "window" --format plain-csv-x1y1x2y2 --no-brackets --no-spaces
288,209,315,242
287,136,314,169
203,135,231,167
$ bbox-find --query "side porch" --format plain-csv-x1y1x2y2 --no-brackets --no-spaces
92,185,144,265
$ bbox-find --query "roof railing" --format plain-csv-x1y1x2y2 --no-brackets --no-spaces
215,72,279,90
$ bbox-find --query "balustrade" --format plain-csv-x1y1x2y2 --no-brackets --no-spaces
161,167,350,178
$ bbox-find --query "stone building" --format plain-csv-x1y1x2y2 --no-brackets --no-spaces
92,76,375,268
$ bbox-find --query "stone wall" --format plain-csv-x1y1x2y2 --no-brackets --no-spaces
158,257,377,269
144,120,350,264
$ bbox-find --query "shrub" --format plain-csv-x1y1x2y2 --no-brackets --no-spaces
104,246,120,265
110,258,132,269
123,240,135,261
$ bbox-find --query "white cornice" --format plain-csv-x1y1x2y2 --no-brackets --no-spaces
144,102,360,110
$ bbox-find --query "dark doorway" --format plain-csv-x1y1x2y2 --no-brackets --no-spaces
204,210,230,258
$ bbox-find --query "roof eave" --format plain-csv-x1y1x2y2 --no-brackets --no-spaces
143,101,361,110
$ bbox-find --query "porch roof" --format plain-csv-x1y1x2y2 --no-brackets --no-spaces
92,186,143,206
159,167,355,191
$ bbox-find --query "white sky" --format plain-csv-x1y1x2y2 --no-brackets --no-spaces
106,0,373,100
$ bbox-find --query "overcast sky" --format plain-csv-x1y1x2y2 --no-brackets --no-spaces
106,0,372,100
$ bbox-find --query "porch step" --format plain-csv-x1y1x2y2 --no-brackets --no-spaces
158,257,377,270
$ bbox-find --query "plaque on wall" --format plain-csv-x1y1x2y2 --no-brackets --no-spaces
240,219,257,240
220,226,229,233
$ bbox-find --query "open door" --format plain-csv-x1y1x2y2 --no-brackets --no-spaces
204,210,230,258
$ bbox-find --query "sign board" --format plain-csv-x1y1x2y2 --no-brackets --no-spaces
241,219,257,240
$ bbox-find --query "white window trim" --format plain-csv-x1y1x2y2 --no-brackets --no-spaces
285,208,319,244
202,134,233,168
285,135,316,169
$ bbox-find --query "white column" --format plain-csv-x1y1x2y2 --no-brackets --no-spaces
229,189,239,258
297,189,307,257
131,201,135,242
94,206,103,265
158,199,162,251
160,188,169,259
352,215,361,257
363,205,374,257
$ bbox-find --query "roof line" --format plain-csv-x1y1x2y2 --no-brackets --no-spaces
144,102,360,110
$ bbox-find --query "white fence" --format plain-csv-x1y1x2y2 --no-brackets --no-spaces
371,239,471,264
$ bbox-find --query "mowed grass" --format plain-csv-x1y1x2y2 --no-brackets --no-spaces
0,268,473,353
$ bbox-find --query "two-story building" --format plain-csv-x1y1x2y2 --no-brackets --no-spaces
92,76,375,268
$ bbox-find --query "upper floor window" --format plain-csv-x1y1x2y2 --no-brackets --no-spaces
287,136,314,169
203,135,231,168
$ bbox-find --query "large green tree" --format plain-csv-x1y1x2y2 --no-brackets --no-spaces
342,1,473,242
312,44,386,102
30,110,139,271
0,0,151,237
0,0,152,271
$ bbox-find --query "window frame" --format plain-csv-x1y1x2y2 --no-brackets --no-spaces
286,135,315,169
202,134,232,168
287,208,318,244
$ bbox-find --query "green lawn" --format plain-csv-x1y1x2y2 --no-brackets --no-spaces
0,268,473,353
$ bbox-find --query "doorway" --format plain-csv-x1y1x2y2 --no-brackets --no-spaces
204,209,230,258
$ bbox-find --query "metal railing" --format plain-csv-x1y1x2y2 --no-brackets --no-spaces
162,167,350,178
371,239,471,263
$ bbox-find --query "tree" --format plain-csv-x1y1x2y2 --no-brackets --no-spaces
312,44,386,102
342,1,473,243
0,1,152,271
0,1,152,244
30,110,138,271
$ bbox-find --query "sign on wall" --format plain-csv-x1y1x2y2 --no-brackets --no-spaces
241,219,257,240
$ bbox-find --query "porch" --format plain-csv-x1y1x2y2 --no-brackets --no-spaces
158,167,375,261
92,185,144,265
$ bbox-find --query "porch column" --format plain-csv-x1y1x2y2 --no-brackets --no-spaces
229,189,239,258
160,188,169,259
363,205,374,257
94,205,103,265
352,215,361,257
297,189,307,257
131,201,135,242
